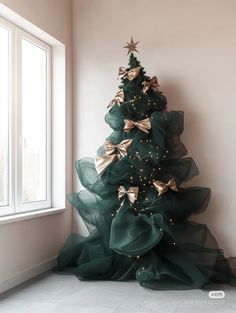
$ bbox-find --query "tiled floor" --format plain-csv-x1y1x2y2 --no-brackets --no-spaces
0,271,235,313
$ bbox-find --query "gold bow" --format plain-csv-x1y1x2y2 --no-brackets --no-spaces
107,89,124,110
118,66,141,81
118,186,139,203
123,117,151,134
153,178,178,196
95,139,133,174
142,76,159,94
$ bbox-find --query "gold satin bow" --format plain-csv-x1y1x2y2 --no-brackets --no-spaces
107,89,124,110
123,117,151,134
153,178,178,196
142,76,159,94
118,66,141,81
118,186,139,203
95,139,133,174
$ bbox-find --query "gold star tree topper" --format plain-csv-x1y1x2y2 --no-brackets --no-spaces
124,37,139,55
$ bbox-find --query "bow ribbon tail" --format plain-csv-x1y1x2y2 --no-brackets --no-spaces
95,154,118,174
107,89,124,110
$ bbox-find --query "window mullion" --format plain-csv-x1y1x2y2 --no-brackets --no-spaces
10,24,16,214
15,26,23,212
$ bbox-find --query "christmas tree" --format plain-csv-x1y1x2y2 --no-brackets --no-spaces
55,38,236,290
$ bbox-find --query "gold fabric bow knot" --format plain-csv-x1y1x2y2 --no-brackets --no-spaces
107,89,124,110
142,76,159,94
123,117,151,134
118,186,139,203
118,66,141,81
95,139,133,174
153,178,178,196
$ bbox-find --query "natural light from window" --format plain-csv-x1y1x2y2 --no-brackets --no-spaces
21,39,47,203
0,17,51,216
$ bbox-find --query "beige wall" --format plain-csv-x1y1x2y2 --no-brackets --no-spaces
0,0,73,283
73,0,236,256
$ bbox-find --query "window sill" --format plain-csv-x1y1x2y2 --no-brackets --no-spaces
0,207,66,225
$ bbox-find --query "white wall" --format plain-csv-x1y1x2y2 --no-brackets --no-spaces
0,0,73,285
73,0,236,256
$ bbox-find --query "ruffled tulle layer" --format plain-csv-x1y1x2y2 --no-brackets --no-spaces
54,109,236,290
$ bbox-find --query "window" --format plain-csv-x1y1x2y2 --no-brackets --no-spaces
0,16,51,216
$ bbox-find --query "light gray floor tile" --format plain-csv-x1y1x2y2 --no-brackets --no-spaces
0,271,236,313
0,298,114,313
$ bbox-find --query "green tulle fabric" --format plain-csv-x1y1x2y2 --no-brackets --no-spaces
54,53,236,290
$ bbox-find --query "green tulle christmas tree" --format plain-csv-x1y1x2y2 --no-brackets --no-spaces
54,38,236,290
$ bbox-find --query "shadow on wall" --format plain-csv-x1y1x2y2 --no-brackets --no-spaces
162,80,230,253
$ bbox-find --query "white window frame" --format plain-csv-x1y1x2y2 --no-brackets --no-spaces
0,16,14,216
0,16,52,216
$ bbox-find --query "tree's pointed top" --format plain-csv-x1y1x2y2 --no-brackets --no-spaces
123,37,139,55
128,53,141,68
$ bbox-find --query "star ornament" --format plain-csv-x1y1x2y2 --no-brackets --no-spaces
124,37,140,55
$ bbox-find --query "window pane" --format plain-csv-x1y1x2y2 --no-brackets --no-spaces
21,39,47,203
0,26,9,207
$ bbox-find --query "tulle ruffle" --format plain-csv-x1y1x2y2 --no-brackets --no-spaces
54,55,236,289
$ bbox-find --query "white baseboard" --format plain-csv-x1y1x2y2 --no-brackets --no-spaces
0,256,57,294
